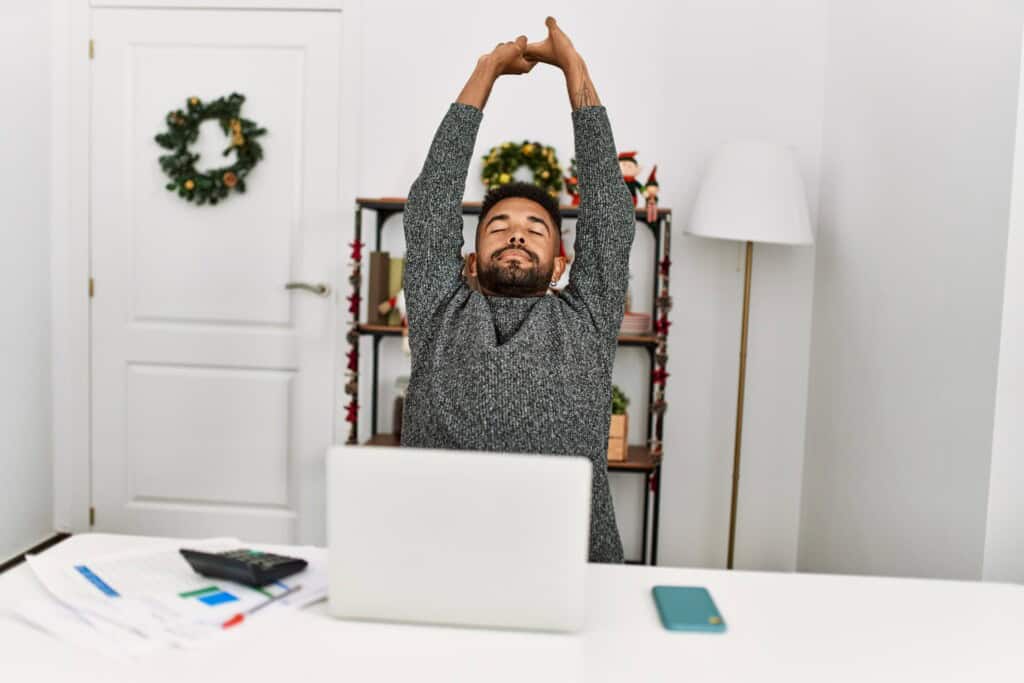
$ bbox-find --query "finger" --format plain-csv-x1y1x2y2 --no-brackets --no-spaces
546,16,569,42
517,57,537,73
546,16,561,40
515,35,527,51
524,40,554,63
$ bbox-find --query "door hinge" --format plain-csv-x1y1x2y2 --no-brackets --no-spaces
89,39,94,60
89,277,94,298
89,507,95,526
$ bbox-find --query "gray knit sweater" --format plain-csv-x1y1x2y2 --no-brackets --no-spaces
400,102,636,563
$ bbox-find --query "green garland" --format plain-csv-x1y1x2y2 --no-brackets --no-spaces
155,93,266,205
481,140,564,198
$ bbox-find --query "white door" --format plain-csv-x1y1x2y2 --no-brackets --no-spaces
90,8,341,544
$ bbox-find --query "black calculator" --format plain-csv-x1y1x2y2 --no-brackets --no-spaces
179,548,308,588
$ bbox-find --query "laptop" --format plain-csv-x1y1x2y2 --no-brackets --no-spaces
326,445,592,632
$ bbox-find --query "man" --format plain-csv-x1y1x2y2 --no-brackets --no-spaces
400,17,635,563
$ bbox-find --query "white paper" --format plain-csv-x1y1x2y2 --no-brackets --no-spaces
20,538,328,657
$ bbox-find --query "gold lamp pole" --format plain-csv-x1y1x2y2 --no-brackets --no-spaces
727,241,753,570
686,141,814,571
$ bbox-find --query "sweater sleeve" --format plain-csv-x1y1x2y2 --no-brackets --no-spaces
563,106,636,337
403,102,484,334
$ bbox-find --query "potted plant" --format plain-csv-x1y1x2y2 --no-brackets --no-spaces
608,385,629,462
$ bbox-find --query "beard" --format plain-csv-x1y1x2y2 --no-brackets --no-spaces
476,245,554,297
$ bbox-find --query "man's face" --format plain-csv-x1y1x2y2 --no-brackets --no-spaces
468,197,566,297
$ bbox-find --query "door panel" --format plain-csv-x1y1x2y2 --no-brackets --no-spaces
126,364,293,506
91,8,340,544
129,44,302,326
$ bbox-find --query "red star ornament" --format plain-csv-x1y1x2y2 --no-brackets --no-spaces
350,240,365,262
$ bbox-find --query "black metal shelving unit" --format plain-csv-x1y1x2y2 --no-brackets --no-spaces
343,198,674,565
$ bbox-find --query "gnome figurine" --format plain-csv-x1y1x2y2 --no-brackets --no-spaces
618,151,661,223
618,151,644,206
643,165,660,223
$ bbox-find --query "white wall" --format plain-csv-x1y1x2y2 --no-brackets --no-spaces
0,3,55,559
984,22,1024,583
31,0,1015,576
353,0,827,569
800,0,1023,579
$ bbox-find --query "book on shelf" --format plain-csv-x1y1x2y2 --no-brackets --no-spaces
368,250,391,325
367,251,391,326
387,257,405,327
620,312,652,335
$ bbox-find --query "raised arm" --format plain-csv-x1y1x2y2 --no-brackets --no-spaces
527,18,635,334
566,105,635,335
524,17,602,112
403,38,537,334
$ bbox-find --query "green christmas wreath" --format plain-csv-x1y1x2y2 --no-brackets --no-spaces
481,140,564,198
155,93,266,205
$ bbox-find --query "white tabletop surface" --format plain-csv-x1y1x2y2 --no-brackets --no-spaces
1,533,1022,682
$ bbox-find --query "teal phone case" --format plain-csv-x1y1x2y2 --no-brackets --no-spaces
651,586,726,633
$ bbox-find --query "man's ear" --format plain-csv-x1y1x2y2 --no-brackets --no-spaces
466,252,478,277
551,254,567,283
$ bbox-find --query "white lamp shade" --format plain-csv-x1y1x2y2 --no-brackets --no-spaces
687,140,814,245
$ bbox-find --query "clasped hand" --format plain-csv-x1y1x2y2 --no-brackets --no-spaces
481,17,584,78
459,17,597,111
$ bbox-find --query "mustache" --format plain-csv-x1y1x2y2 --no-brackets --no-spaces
492,245,538,264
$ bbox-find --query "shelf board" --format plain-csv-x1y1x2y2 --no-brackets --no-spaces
357,323,403,335
362,433,661,473
357,323,659,348
611,445,664,472
617,333,660,347
356,197,671,220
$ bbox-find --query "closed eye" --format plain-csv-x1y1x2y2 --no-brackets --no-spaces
485,213,510,232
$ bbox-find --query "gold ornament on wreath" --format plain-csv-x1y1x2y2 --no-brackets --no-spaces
155,92,266,206
481,140,564,199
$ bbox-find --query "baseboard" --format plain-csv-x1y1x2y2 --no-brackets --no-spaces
0,533,73,574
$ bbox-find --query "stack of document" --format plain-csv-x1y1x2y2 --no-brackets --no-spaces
9,538,327,658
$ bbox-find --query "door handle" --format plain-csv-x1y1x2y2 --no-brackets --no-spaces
284,281,331,297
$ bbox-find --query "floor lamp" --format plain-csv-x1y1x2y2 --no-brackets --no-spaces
685,141,814,569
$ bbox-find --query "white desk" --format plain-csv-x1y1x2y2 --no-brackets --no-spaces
1,533,1022,682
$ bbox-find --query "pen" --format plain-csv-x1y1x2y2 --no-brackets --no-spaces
222,584,302,629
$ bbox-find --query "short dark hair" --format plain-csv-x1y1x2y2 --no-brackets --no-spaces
477,182,562,245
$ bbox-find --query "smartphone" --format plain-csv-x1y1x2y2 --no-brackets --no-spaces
651,586,727,633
